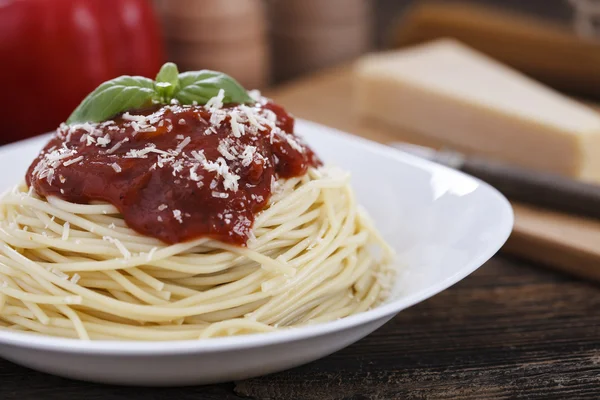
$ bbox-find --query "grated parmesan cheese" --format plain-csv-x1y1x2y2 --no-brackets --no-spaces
44,216,55,229
189,165,202,181
62,222,70,241
96,134,111,147
212,191,229,198
229,110,245,138
106,138,129,154
111,163,122,173
248,89,262,102
217,140,237,161
122,112,147,122
147,247,158,262
202,157,240,191
70,273,81,284
205,89,225,109
210,110,227,127
240,105,265,131
285,135,304,152
191,150,206,162
173,209,183,223
240,145,257,167
63,156,83,166
103,236,131,259
176,136,191,153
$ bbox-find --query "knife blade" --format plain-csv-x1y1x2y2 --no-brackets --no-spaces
391,142,600,220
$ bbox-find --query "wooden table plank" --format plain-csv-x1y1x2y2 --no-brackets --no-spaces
1,257,599,399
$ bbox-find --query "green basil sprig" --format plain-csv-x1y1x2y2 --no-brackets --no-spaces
66,76,156,125
154,62,179,100
177,70,253,105
67,62,253,124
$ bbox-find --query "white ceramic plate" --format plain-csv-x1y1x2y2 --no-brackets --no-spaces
0,120,513,386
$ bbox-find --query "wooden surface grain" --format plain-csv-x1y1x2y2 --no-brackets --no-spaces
1,257,599,399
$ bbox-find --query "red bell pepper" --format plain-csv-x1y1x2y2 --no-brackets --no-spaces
0,0,164,145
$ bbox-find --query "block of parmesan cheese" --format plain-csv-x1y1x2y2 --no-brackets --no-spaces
353,39,600,182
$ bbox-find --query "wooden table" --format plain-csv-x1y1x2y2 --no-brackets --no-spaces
2,69,600,399
1,257,599,399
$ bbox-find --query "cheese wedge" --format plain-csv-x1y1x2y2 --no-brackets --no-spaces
353,38,600,182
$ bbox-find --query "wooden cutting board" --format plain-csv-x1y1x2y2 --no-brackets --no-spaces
266,65,600,282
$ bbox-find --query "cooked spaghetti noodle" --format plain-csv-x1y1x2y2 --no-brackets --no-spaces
0,167,394,340
0,68,395,340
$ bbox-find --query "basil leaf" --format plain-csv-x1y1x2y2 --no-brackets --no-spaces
66,64,254,125
175,70,253,105
67,76,156,124
155,62,179,100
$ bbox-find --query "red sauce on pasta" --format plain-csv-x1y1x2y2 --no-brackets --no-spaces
26,101,320,245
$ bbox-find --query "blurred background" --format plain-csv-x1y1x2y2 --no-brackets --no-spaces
0,0,598,144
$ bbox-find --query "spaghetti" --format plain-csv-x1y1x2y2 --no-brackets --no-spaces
0,168,394,340
0,78,394,340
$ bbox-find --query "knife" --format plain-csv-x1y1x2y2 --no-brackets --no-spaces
391,142,600,220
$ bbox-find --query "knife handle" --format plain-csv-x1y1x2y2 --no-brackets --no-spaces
459,156,600,219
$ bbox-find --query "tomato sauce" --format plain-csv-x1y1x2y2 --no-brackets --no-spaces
26,101,320,245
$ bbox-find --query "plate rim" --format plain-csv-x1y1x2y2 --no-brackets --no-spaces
0,119,514,355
